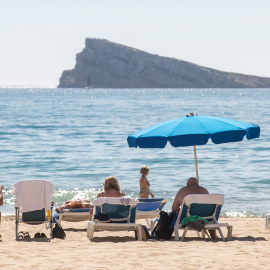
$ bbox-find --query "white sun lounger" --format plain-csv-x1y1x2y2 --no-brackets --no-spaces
13,179,55,240
136,198,167,232
174,194,233,241
86,197,142,241
54,208,92,225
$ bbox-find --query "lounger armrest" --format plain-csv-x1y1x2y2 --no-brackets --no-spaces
205,223,231,228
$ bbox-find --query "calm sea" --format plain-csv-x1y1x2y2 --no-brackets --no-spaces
0,88,269,216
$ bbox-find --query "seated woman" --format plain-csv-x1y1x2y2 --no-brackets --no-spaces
89,176,125,215
97,176,125,198
55,198,93,213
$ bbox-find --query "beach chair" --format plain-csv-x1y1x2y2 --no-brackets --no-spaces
86,197,142,240
12,180,55,240
136,198,168,232
174,194,233,241
53,208,92,225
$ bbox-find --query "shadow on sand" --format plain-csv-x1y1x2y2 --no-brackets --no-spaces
170,236,267,242
64,228,87,232
88,236,137,243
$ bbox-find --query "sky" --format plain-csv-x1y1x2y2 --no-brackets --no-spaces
0,0,270,87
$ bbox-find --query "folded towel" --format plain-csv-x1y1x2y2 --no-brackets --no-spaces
13,180,55,213
94,197,137,206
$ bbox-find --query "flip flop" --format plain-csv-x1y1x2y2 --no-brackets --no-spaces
34,232,41,238
23,232,30,238
40,233,47,238
18,231,24,239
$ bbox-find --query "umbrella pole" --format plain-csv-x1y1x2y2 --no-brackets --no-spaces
193,145,199,182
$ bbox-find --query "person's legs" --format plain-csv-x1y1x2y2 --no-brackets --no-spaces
0,186,4,228
0,185,4,206
209,229,218,238
84,203,93,208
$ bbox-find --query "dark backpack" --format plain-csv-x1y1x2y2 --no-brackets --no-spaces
52,223,66,239
151,211,177,240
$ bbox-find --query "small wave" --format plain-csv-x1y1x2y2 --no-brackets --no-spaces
222,211,260,217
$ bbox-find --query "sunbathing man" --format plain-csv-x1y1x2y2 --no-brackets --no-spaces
172,177,217,238
55,199,93,213
172,177,209,212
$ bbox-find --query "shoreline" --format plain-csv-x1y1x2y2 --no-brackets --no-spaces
1,216,270,269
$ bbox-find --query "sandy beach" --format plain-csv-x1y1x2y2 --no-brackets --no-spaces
1,216,270,270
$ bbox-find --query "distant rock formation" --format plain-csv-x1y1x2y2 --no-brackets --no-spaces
58,38,270,88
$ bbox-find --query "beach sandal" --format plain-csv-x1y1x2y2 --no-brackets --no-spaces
18,231,24,239
40,233,47,238
23,232,30,238
34,232,41,238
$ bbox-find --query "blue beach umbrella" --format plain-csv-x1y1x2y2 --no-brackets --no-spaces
127,113,260,181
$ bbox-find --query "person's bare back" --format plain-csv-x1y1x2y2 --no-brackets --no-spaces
172,177,208,213
97,189,125,198
172,177,218,239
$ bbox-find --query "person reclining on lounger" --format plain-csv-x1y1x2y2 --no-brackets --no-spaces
171,177,217,238
55,199,93,213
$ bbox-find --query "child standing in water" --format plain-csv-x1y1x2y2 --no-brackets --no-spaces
139,166,154,198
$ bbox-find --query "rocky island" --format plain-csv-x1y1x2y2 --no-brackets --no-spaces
58,38,270,88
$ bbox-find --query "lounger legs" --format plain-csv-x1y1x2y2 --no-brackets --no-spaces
86,221,95,240
217,227,225,241
86,222,142,241
50,206,53,239
150,218,158,234
15,207,19,240
180,227,189,241
174,226,202,241
174,227,179,241
226,226,233,240
174,226,188,241
136,225,143,241
145,218,157,234
174,225,233,241
205,224,233,241
145,219,151,230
